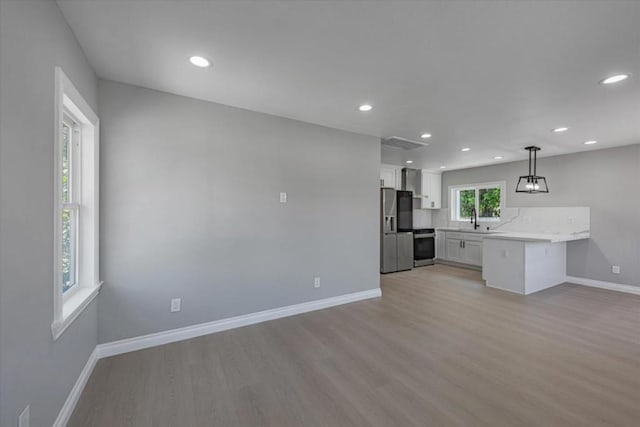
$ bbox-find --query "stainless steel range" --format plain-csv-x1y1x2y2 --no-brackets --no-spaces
413,228,435,267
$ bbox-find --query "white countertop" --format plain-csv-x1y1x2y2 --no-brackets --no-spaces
436,228,590,243
481,231,590,243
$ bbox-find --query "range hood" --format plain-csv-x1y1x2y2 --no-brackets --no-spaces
401,168,421,196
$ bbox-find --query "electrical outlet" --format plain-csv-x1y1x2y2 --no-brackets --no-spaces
612,265,620,274
279,192,287,203
170,298,181,312
313,277,321,288
18,405,29,427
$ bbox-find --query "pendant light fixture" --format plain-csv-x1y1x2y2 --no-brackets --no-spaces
516,146,549,193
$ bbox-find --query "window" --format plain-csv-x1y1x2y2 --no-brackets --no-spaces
450,181,505,222
52,67,101,340
61,114,79,295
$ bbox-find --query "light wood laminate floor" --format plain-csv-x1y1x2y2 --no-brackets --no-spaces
69,265,640,426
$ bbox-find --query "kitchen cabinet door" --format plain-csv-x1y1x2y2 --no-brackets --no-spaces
420,172,442,209
464,240,483,266
380,167,396,188
446,238,462,262
436,231,446,259
381,165,402,189
429,173,441,209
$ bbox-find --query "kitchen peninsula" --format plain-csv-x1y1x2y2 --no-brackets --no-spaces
482,231,590,295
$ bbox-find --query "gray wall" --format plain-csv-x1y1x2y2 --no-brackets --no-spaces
98,80,380,343
0,1,99,426
440,144,640,287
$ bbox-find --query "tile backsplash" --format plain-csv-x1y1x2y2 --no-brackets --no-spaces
432,206,590,235
413,209,432,228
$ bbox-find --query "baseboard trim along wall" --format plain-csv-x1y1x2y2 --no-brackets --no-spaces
54,287,381,424
52,347,99,427
566,276,640,295
96,288,381,358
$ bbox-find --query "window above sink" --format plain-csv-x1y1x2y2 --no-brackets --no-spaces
450,181,505,222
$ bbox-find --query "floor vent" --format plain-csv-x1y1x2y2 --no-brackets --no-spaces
381,136,429,150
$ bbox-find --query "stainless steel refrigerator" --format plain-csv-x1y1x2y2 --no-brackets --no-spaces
381,189,414,273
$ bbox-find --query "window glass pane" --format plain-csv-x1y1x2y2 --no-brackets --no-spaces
479,187,501,218
458,189,475,219
62,208,77,293
62,123,71,203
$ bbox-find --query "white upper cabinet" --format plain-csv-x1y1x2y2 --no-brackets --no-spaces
420,171,441,209
380,164,402,189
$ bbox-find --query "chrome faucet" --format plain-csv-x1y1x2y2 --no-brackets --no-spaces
471,207,480,230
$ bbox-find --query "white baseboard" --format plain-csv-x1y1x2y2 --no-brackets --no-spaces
566,276,640,295
96,287,382,359
52,347,98,427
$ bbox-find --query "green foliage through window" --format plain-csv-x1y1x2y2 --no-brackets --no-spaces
61,118,77,293
479,188,501,218
459,189,475,219
454,184,502,220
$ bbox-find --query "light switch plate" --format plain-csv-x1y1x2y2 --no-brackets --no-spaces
279,192,287,203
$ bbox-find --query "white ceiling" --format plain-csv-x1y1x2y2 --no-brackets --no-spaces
58,0,640,171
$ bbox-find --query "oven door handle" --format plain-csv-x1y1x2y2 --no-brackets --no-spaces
414,233,435,239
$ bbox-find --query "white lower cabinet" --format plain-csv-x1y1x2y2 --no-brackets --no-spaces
463,239,483,266
441,232,483,267
435,231,446,260
446,238,463,262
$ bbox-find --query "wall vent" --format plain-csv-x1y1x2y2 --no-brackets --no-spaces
381,136,429,150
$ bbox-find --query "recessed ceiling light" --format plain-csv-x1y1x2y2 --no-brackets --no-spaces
494,156,504,160
552,127,569,133
189,55,211,68
584,140,598,145
406,160,413,164
460,147,471,152
420,133,432,139
358,104,373,112
440,165,447,169
600,74,630,85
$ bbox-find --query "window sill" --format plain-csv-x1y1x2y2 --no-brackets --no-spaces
51,282,102,340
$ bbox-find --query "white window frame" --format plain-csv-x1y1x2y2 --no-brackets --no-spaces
52,67,102,340
449,181,506,223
